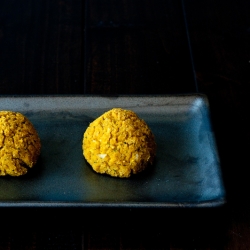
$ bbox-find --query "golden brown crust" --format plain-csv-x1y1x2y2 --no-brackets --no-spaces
83,108,156,178
0,111,41,176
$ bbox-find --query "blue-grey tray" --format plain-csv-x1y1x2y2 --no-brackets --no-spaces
0,94,226,208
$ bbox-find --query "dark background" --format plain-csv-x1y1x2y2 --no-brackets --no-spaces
0,0,250,249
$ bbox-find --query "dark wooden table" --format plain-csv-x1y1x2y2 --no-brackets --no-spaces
0,0,250,249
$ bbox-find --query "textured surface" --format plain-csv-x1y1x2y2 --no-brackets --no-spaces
83,108,156,178
0,111,41,176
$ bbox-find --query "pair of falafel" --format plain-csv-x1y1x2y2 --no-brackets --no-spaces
0,108,156,178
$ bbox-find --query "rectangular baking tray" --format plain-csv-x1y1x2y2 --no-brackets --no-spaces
0,94,226,208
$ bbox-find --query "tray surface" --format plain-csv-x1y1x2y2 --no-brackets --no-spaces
0,95,226,208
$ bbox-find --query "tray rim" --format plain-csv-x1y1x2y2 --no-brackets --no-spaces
0,93,210,113
0,199,226,208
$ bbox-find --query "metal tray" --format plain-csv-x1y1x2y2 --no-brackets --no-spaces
0,95,226,208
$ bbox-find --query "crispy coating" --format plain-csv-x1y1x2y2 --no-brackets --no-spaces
0,111,41,176
83,108,156,178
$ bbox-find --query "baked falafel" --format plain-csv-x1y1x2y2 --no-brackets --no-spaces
83,108,156,178
0,111,41,176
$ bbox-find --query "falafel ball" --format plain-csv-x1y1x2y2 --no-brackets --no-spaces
0,111,41,176
82,108,156,178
